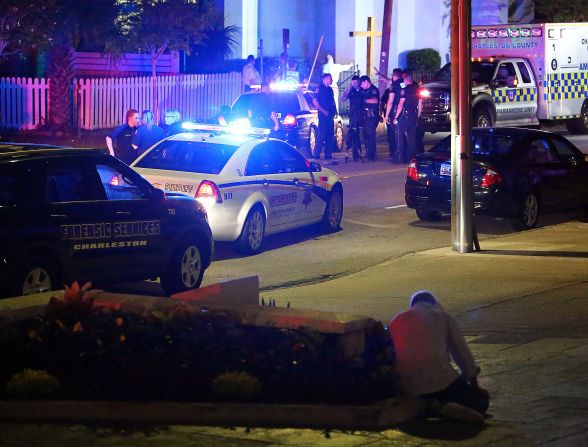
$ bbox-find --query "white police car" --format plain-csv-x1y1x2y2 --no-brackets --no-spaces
131,124,343,254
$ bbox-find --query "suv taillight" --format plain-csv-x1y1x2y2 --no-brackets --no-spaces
480,167,502,188
407,159,418,182
282,114,297,127
195,180,222,203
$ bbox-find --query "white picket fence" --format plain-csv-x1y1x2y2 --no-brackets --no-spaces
76,72,242,130
0,77,50,130
0,72,242,130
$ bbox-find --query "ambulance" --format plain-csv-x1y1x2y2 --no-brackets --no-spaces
418,23,588,134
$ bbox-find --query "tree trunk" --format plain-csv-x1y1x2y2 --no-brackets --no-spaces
48,46,74,131
151,56,159,124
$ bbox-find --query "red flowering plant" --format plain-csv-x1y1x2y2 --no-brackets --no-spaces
45,281,103,327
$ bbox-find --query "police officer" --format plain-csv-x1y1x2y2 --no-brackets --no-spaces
392,72,422,163
105,109,140,165
312,73,337,160
341,75,363,161
360,75,380,161
383,68,403,162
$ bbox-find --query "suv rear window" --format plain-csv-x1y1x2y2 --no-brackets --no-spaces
134,140,238,174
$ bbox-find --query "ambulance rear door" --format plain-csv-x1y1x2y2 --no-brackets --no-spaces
544,24,588,119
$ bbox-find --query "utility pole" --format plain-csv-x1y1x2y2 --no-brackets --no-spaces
378,0,393,94
450,0,473,253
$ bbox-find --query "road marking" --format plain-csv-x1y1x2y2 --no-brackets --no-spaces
342,218,404,228
340,167,406,179
385,205,407,209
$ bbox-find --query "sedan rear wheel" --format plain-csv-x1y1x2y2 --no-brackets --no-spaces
236,207,265,255
416,209,442,222
513,192,539,230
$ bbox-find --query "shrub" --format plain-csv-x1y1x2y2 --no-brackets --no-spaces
406,48,441,72
213,371,262,401
5,369,61,399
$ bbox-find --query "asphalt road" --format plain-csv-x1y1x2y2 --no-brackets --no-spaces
111,124,588,297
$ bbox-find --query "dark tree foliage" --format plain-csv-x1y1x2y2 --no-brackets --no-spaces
534,0,588,22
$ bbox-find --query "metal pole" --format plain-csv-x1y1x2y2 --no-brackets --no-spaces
307,35,324,87
450,0,473,253
259,39,264,81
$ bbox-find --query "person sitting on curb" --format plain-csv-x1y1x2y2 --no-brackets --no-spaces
389,290,490,422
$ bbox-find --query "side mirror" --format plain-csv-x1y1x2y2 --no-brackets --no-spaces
309,161,322,172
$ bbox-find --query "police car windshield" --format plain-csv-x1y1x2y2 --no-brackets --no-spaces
134,140,239,174
429,133,521,157
434,62,496,84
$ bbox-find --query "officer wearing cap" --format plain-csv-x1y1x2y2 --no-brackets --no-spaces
392,72,422,163
341,75,363,161
360,75,380,161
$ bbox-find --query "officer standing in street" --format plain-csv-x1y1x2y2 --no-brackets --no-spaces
312,73,337,160
392,72,422,163
360,75,380,161
383,68,403,162
341,75,363,161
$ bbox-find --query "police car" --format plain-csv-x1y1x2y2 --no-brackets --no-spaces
131,124,344,255
228,85,345,156
0,144,213,297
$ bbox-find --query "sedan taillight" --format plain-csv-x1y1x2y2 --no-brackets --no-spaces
407,159,418,182
195,180,222,203
480,167,503,188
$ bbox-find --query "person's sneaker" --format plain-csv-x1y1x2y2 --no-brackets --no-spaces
440,402,484,423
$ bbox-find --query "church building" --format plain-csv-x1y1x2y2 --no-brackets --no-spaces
223,0,534,74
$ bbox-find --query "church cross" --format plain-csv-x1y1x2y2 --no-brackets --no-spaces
349,17,382,77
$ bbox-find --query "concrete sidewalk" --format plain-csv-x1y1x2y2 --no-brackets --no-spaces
1,222,587,445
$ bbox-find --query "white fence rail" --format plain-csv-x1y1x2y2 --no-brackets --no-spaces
76,72,242,130
0,73,242,131
0,77,49,130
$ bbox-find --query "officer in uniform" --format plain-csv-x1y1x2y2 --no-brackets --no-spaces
312,73,337,160
360,75,380,161
341,75,363,161
392,72,422,163
382,68,403,162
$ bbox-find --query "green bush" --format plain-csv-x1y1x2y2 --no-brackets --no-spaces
213,371,262,400
5,369,61,399
406,48,441,72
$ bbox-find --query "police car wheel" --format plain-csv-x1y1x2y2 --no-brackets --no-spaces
236,206,265,255
513,192,539,231
160,237,204,295
15,257,57,296
321,187,343,232
416,209,442,222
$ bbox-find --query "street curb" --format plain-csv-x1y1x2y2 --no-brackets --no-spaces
0,398,426,430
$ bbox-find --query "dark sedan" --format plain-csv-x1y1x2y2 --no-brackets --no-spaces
405,127,588,230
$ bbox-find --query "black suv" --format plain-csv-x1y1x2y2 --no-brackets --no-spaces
229,89,344,156
0,144,213,298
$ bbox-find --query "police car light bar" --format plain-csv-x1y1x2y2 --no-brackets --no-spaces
181,122,271,137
